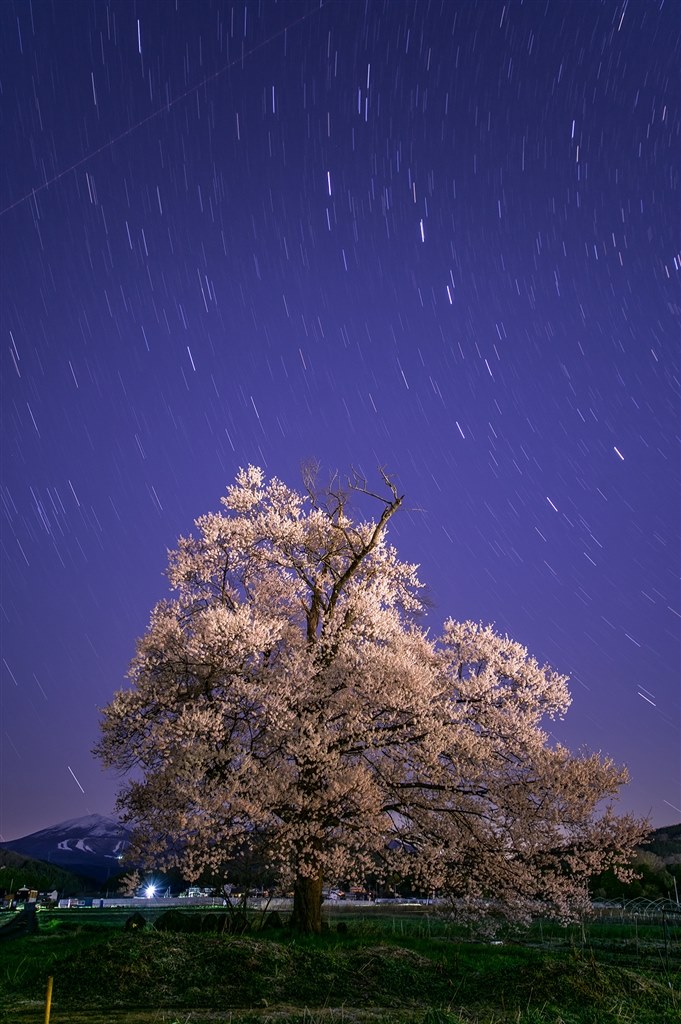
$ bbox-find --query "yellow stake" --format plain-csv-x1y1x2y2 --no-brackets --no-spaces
44,976,53,1024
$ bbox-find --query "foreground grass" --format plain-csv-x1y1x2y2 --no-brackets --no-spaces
1,910,679,1024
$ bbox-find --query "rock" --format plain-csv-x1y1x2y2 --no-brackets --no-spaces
226,913,250,934
154,909,189,932
124,912,147,931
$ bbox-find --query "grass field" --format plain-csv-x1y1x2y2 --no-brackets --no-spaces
1,904,679,1024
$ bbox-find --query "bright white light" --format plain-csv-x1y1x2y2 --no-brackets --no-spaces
144,884,156,899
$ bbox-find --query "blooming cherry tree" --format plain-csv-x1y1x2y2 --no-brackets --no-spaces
96,467,645,932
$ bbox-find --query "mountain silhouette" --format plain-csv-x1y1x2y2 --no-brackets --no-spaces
1,813,132,883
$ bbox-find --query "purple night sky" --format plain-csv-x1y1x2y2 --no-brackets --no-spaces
1,1,679,843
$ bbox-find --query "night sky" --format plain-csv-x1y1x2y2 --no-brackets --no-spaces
1,0,679,844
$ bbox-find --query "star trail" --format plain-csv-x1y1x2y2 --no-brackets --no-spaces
1,0,679,841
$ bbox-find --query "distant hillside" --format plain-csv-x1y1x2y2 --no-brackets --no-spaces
642,823,681,864
590,823,681,902
0,849,94,896
0,813,132,884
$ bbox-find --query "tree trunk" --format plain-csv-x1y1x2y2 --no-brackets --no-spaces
290,870,323,934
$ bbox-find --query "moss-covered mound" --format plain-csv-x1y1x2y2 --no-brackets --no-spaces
2,928,678,1023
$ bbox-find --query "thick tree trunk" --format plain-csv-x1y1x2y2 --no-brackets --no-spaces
290,870,323,934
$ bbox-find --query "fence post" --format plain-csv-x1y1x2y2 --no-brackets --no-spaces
44,976,53,1024
663,909,670,973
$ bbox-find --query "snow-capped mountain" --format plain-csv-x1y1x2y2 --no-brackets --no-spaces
0,813,132,882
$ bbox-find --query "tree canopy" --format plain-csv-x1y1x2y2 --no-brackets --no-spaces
96,467,646,932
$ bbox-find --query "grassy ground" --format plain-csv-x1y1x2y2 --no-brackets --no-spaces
1,906,679,1024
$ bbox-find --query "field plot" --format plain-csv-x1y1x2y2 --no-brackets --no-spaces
1,904,679,1024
